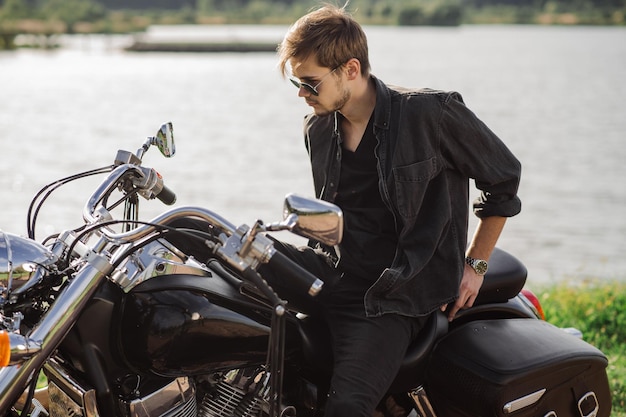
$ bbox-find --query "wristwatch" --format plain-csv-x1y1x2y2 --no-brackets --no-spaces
466,256,488,275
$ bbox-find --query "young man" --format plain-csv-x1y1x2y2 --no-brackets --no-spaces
274,4,522,416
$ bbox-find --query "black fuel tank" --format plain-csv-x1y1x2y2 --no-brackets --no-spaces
119,263,295,377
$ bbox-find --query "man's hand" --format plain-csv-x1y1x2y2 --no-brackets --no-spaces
441,216,505,321
441,264,484,322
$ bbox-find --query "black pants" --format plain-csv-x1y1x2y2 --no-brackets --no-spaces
165,219,427,416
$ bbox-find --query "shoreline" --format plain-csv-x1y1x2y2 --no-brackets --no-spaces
124,40,278,53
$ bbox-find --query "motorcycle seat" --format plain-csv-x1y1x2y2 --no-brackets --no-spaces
388,310,449,392
298,309,449,392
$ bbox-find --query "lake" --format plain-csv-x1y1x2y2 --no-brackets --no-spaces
0,24,625,284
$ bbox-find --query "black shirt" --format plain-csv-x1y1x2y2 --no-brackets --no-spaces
334,115,397,281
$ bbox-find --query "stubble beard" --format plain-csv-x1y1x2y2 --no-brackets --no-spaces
313,84,351,117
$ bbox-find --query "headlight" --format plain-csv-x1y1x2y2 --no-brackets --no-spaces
0,230,57,303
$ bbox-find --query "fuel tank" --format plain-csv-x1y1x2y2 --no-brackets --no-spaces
119,260,299,377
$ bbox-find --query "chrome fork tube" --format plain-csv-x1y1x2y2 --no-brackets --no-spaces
0,260,110,413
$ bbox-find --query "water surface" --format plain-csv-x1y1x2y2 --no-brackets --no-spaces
1,25,624,283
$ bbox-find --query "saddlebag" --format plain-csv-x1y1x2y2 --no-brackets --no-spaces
425,318,611,417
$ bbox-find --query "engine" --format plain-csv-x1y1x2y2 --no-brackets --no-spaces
43,359,272,417
197,368,267,417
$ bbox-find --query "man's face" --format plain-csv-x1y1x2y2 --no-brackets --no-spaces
289,56,350,116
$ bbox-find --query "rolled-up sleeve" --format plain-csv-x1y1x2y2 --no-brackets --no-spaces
473,186,521,218
439,92,522,219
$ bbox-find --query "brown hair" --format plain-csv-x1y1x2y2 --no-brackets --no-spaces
277,3,370,77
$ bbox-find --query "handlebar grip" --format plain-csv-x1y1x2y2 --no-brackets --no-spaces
266,250,324,297
156,184,177,205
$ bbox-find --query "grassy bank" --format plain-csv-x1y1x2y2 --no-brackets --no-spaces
536,279,626,416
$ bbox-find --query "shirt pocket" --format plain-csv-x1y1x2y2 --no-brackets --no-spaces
392,157,438,218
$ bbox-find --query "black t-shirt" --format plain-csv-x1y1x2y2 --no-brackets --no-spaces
334,115,397,281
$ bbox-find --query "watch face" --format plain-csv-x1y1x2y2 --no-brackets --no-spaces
474,260,488,275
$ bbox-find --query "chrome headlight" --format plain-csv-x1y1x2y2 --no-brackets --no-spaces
0,230,57,303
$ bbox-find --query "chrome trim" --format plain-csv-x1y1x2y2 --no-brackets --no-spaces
408,386,438,417
30,398,49,417
44,358,99,417
48,382,84,417
0,230,57,302
562,327,584,339
128,377,195,417
503,388,546,414
309,278,324,297
578,391,599,417
112,239,210,292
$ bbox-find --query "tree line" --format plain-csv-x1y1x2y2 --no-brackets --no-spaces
1,0,624,35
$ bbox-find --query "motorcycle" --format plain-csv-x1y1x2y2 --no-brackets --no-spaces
0,123,612,417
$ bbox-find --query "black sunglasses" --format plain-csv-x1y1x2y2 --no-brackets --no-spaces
289,65,340,96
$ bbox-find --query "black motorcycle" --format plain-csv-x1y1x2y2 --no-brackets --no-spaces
0,124,611,417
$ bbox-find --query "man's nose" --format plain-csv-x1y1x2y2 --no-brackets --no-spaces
297,86,309,97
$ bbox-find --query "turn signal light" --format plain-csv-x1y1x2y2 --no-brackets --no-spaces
0,331,10,367
0,330,41,367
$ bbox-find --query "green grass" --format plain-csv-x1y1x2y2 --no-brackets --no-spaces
534,279,626,416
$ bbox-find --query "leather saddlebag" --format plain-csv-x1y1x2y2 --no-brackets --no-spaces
425,318,611,417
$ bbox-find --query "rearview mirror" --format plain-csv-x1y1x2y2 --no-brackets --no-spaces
154,122,175,157
281,194,343,246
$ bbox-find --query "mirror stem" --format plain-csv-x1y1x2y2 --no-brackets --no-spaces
135,137,153,160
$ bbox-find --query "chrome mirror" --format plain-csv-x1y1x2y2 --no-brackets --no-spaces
279,194,343,246
133,122,176,161
154,122,175,157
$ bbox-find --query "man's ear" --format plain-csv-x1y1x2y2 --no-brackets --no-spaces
344,58,361,81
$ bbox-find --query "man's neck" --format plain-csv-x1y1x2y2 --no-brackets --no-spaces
339,76,376,152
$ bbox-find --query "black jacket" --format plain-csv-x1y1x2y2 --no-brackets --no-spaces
303,76,522,317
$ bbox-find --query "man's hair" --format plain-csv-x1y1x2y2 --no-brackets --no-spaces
277,3,370,77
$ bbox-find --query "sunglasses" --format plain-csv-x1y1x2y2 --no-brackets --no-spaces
289,65,340,96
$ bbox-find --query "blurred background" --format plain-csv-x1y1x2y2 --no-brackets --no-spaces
1,0,625,285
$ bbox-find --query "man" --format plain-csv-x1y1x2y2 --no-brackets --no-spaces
274,3,522,416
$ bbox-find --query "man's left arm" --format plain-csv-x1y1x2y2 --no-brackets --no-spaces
443,215,507,321
438,93,522,320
